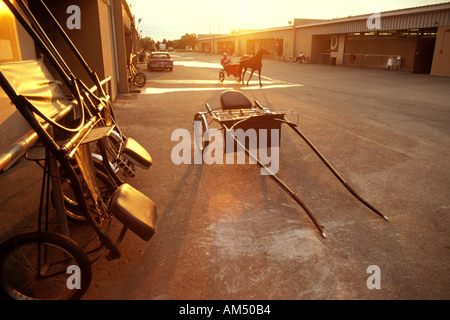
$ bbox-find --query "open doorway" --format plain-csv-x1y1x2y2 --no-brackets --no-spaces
413,37,436,74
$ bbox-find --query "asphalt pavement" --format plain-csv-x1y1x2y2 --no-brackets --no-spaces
1,52,449,301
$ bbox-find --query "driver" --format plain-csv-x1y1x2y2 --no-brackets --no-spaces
293,52,304,63
221,52,231,69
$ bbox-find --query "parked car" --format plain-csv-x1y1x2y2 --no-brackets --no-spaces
147,52,173,72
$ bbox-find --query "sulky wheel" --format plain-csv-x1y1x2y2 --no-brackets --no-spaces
0,231,92,300
193,113,210,152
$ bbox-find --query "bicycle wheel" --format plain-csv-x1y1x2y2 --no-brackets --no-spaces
58,167,116,224
0,231,92,300
219,70,225,82
132,72,146,88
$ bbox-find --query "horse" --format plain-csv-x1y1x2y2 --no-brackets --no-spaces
239,47,269,87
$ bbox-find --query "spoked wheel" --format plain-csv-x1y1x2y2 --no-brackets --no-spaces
0,231,92,300
132,72,146,87
219,70,225,83
193,113,210,152
57,166,116,224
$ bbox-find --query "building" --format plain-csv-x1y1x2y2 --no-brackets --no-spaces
27,0,141,97
199,2,450,77
0,0,140,165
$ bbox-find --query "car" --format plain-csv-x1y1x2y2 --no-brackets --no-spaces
147,52,173,71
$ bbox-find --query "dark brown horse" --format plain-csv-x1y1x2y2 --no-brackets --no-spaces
239,47,269,87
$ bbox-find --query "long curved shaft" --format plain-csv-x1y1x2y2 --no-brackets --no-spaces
204,104,327,238
282,120,388,221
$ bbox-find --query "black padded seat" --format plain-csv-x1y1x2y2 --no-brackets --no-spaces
109,183,157,241
122,137,152,169
220,90,253,110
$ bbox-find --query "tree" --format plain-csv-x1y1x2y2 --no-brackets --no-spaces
140,36,156,51
142,33,197,51
166,40,175,48
174,33,197,49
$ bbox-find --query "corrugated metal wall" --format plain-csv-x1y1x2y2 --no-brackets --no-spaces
298,9,450,35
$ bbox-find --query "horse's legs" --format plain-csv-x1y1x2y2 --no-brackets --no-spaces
241,67,247,84
258,69,262,87
247,70,254,85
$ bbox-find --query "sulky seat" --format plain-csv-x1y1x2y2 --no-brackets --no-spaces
220,90,253,110
109,183,157,241
122,137,152,169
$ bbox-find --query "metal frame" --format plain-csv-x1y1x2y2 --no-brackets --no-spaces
194,95,388,238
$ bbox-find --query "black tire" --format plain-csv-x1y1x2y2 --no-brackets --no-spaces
0,232,92,300
133,72,146,87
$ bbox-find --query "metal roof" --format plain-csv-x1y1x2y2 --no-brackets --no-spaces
198,2,450,42
296,2,450,35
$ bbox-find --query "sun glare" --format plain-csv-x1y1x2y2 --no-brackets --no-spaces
0,1,10,14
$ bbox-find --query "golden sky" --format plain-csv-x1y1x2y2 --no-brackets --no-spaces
129,0,448,40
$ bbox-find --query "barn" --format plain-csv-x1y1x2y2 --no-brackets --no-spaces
198,3,450,76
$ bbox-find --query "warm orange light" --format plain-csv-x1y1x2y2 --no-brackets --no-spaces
0,0,21,62
0,1,13,18
208,193,243,223
0,1,8,13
